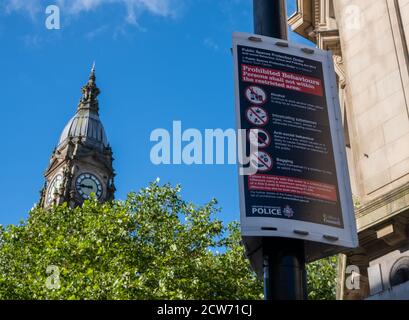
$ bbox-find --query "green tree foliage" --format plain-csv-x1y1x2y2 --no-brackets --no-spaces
306,256,338,300
0,181,338,300
0,181,263,300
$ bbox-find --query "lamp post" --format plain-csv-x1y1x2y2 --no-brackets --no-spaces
252,0,307,300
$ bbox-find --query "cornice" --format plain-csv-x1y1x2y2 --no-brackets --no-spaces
288,0,315,42
356,182,409,219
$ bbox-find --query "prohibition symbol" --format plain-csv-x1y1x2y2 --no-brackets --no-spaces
246,106,268,126
250,151,273,172
245,86,267,105
249,128,271,149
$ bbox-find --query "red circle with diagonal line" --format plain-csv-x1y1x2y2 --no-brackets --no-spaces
250,151,273,172
245,86,267,105
248,128,271,149
246,106,268,126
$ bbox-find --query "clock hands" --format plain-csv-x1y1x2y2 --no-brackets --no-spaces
76,174,102,200
80,184,94,189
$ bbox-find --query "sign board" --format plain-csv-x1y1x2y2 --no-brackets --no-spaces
233,32,358,267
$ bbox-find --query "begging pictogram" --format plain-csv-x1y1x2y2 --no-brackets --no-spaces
250,151,273,172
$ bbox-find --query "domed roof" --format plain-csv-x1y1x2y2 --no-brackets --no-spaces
58,109,108,149
57,64,109,151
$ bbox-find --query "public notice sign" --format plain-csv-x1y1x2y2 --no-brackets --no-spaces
233,32,358,259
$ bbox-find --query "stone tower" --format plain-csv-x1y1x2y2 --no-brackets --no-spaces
39,65,115,208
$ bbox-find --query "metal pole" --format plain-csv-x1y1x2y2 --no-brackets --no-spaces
253,0,288,39
263,256,270,299
263,237,307,300
253,0,308,300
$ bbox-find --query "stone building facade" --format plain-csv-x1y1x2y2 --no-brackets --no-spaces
39,66,115,209
289,0,409,299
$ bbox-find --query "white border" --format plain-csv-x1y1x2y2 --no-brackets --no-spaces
233,32,358,249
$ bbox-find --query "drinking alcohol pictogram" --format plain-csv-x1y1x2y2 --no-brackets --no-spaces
245,86,267,105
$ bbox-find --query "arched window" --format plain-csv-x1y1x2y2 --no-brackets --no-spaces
390,257,409,287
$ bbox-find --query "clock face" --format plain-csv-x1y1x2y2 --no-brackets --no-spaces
47,174,63,205
76,173,103,200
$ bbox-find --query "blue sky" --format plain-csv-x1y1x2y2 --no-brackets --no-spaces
0,0,311,226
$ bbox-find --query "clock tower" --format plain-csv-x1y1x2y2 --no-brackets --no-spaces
39,65,115,208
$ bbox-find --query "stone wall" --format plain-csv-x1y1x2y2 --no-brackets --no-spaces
333,0,409,205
